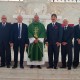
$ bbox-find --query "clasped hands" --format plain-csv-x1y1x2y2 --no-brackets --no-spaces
46,42,60,47
34,39,39,43
78,39,80,44
62,42,67,46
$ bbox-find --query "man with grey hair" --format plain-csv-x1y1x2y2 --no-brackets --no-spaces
60,19,74,70
10,15,28,69
73,17,80,69
0,15,11,68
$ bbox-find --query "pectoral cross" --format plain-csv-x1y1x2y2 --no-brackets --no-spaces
34,27,39,38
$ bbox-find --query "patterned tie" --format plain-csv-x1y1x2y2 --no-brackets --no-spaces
18,24,20,38
3,23,5,28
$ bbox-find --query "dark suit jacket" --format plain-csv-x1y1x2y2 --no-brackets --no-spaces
46,22,63,44
74,24,80,43
62,25,74,45
0,22,11,45
10,23,28,45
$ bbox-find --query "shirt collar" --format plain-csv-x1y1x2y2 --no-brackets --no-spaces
18,23,22,26
52,22,56,25
64,25,68,28
2,23,6,25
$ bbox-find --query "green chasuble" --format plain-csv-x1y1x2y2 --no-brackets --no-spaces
28,21,46,61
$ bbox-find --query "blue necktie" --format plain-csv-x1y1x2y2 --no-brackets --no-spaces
18,24,20,38
52,23,54,28
3,23,5,28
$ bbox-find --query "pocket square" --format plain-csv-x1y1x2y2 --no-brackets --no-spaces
55,27,58,29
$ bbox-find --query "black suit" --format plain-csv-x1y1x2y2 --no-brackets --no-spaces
10,23,28,66
61,26,74,68
47,22,63,67
0,22,11,66
73,24,80,67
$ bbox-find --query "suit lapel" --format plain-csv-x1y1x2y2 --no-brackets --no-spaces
21,23,23,38
77,25,80,34
5,22,7,29
1,22,3,28
16,23,18,36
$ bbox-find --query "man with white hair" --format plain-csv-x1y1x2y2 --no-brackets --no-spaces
0,15,11,68
60,19,74,70
73,17,80,69
10,15,28,68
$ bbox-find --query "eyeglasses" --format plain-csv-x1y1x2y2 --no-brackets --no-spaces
2,18,6,19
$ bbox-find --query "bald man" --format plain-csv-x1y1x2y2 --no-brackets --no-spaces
0,15,11,68
27,15,46,69
10,15,28,68
60,19,74,70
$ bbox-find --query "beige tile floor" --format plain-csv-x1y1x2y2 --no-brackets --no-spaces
0,47,80,80
0,67,80,80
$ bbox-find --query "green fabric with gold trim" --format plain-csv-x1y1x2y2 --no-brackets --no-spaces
28,21,46,61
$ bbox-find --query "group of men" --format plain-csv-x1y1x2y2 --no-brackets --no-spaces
0,14,79,70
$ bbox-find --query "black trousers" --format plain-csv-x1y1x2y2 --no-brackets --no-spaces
61,44,72,68
0,42,11,66
48,43,59,67
73,41,80,67
14,39,25,66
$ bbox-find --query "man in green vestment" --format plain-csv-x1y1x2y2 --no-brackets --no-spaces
27,15,46,69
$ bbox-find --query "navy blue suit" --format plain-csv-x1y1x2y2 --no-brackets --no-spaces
47,22,63,67
10,23,28,66
73,24,80,67
61,26,74,68
0,22,11,66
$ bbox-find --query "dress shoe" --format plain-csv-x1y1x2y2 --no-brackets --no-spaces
30,65,34,68
68,67,71,70
7,65,10,68
20,65,24,69
0,65,5,67
12,65,17,69
60,66,66,68
47,66,53,69
54,66,58,69
37,65,42,69
73,66,77,69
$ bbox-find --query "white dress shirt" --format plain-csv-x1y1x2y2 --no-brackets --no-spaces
64,25,68,30
2,23,6,26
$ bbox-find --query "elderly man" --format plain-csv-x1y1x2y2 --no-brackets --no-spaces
10,15,28,68
60,19,74,70
46,14,63,69
0,15,11,68
73,18,80,69
27,14,46,69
